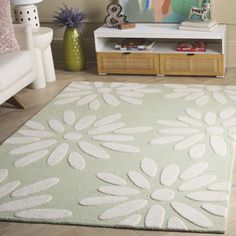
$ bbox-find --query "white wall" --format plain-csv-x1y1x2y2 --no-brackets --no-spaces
38,0,111,22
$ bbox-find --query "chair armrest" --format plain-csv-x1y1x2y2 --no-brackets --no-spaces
14,24,34,52
13,24,37,86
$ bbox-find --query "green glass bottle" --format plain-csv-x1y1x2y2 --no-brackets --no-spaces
63,27,86,71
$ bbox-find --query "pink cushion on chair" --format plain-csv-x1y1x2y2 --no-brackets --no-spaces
0,0,19,55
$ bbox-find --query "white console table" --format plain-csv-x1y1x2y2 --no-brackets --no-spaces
94,24,226,77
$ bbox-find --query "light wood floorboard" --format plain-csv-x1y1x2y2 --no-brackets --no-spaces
0,66,236,236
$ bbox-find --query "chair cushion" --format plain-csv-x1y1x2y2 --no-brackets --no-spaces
0,51,32,90
0,0,19,55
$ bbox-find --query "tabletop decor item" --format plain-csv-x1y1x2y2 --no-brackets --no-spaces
118,22,136,30
187,2,211,21
0,81,235,234
179,20,217,32
115,38,155,51
176,40,207,52
105,3,127,28
10,0,43,32
53,4,86,71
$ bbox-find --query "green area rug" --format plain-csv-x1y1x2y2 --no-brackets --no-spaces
0,81,236,233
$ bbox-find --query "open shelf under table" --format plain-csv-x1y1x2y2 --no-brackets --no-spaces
100,42,222,55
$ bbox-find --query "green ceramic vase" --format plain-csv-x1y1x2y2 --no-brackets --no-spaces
63,27,85,71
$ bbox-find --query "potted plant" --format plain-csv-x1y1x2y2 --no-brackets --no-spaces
54,4,87,71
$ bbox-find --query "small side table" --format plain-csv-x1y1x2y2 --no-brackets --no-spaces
31,27,56,89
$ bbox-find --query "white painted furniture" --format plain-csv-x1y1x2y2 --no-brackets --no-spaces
0,24,36,106
94,23,227,77
32,27,56,89
11,0,43,32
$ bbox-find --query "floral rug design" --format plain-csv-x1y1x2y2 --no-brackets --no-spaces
54,81,161,109
0,81,235,233
80,159,229,230
150,107,236,159
164,84,236,106
6,112,151,170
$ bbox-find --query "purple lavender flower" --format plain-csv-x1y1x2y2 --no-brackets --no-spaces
53,4,87,32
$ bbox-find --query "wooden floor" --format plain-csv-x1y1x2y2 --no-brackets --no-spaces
1,66,236,236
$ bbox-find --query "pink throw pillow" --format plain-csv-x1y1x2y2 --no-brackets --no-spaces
0,0,19,55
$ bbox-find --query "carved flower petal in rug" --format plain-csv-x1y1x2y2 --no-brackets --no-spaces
79,159,229,230
150,107,236,159
164,84,236,106
6,112,151,170
0,169,71,220
54,81,161,110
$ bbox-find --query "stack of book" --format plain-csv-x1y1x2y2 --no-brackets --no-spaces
176,41,207,52
179,21,218,32
115,39,156,51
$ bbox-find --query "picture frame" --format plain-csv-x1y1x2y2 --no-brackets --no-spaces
118,0,210,23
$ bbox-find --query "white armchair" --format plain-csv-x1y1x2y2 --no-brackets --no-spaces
0,24,36,108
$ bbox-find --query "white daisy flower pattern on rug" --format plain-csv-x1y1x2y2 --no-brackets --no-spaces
0,169,71,220
150,107,236,159
164,84,236,106
5,113,152,170
53,81,162,110
79,159,229,230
